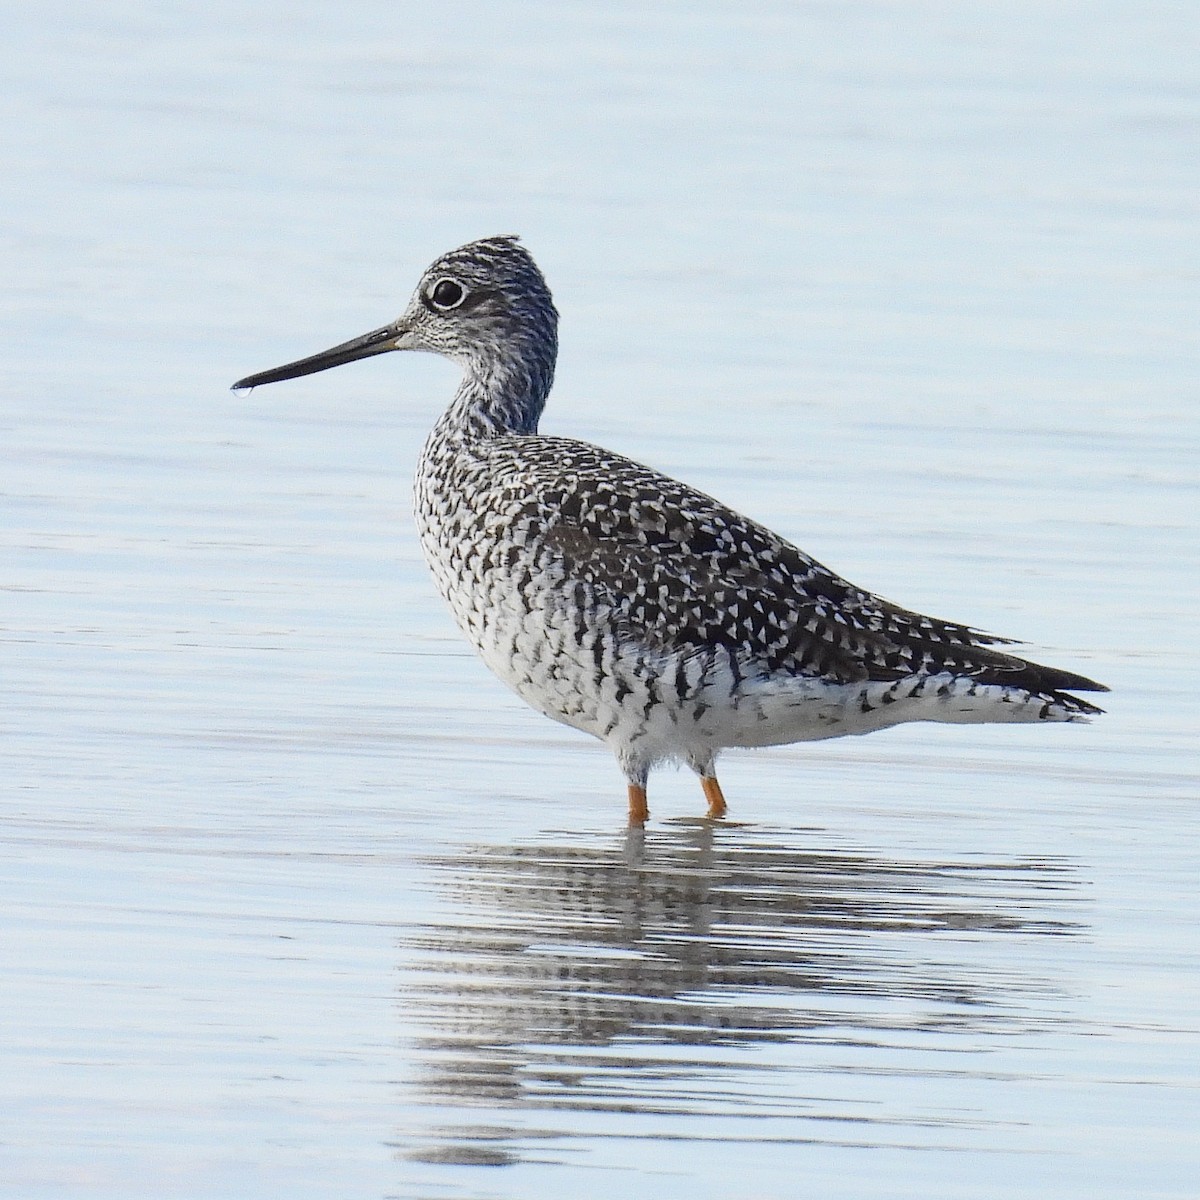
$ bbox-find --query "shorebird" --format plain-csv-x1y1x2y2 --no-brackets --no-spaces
233,235,1107,825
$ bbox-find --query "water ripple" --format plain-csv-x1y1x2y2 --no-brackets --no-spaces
398,819,1082,1165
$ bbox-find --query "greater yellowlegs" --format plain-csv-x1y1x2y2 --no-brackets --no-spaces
233,235,1107,825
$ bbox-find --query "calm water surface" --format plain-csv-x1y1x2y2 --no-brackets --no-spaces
3,2,1197,1197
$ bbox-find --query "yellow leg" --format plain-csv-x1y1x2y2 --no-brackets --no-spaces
627,783,649,826
701,775,727,819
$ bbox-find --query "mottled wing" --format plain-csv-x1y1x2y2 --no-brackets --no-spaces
483,436,1105,702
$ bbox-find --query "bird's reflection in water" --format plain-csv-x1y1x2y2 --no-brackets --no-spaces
398,819,1081,1166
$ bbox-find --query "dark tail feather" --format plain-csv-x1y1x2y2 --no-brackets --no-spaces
1034,663,1109,694
1050,688,1106,717
922,640,1109,712
980,651,1109,715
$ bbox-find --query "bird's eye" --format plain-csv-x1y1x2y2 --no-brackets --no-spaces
430,278,466,310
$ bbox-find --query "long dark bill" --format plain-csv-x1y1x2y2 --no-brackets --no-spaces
231,323,400,391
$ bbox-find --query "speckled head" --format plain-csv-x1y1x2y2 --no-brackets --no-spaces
231,236,559,417
409,235,558,366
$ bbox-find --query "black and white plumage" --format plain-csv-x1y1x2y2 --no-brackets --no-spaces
233,235,1107,824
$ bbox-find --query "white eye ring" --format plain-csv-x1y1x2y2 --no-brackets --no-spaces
429,277,467,310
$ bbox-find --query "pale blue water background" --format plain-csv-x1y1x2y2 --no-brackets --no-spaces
2,2,1197,1197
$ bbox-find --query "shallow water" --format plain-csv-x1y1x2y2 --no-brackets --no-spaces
3,2,1198,1197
